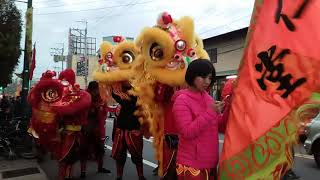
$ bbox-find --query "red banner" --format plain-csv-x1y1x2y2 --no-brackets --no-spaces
220,0,320,178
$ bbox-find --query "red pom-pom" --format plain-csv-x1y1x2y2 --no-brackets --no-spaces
98,59,103,65
161,12,173,25
113,36,124,43
59,69,76,85
41,70,56,79
157,12,173,28
73,84,80,91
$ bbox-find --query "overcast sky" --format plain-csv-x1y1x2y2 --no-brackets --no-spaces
14,0,254,79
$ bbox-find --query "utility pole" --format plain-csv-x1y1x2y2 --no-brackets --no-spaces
51,43,65,71
21,0,33,119
53,66,61,75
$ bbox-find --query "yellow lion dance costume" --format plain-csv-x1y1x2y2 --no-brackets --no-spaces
94,36,142,102
130,12,210,177
93,37,150,179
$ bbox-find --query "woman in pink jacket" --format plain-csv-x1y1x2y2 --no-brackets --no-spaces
172,59,230,180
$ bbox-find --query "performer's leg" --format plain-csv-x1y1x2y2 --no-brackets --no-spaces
58,161,73,180
79,132,90,178
97,150,111,173
65,164,73,180
162,134,178,180
36,142,46,163
97,157,103,171
80,160,87,178
58,161,67,180
58,147,76,180
112,129,127,178
58,131,81,180
162,150,177,180
116,157,126,178
96,139,111,173
133,156,144,179
126,130,145,179
64,137,80,180
283,146,300,180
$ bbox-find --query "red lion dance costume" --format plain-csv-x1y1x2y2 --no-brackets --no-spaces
28,69,91,180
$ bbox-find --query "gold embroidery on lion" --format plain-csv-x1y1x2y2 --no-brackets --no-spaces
33,108,56,124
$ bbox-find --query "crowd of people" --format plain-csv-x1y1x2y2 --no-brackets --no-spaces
0,95,23,122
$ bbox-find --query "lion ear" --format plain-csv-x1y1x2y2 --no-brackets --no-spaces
175,16,195,49
100,41,113,60
194,34,210,59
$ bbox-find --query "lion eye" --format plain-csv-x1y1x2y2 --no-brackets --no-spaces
122,51,135,64
41,88,60,103
149,43,164,61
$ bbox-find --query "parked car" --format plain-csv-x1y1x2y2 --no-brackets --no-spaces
304,112,320,167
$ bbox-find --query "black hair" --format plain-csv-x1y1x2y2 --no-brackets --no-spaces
87,81,99,92
185,59,216,87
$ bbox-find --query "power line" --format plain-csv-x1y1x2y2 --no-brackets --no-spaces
34,0,114,9
33,0,58,3
15,0,28,3
34,1,152,16
30,8,157,25
34,0,116,3
90,9,158,36
90,0,141,29
199,14,251,36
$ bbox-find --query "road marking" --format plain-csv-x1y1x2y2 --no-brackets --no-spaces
106,119,113,123
105,145,158,168
294,153,314,160
143,137,153,143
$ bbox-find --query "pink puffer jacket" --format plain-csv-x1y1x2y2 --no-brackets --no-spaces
172,89,229,169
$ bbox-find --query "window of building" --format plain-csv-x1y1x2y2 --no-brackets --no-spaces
207,48,217,63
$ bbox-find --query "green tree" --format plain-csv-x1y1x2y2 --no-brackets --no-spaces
0,0,22,87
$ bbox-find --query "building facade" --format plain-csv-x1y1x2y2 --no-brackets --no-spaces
70,55,98,88
203,27,248,99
